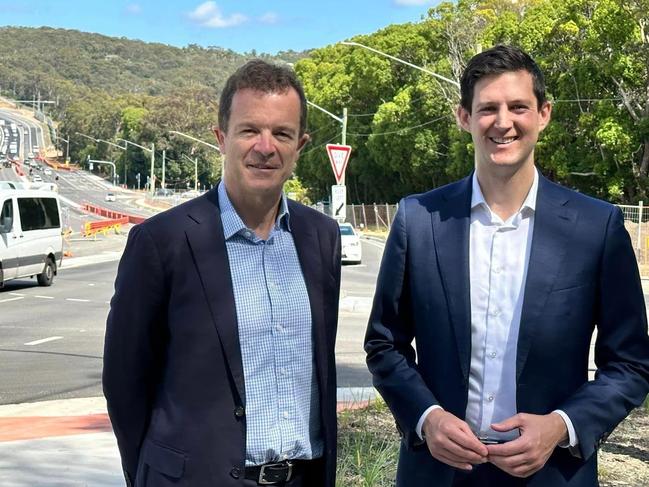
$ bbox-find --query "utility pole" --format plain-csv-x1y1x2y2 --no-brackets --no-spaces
161,149,166,189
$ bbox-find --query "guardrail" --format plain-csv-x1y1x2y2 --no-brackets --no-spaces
82,217,129,238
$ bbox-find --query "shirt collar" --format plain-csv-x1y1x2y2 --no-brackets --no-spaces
217,181,291,240
471,168,539,215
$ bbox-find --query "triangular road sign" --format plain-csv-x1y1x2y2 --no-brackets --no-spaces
326,144,352,185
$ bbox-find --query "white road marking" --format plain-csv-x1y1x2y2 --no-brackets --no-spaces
25,336,63,346
66,298,90,303
34,295,55,299
0,296,24,303
8,292,25,297
361,239,386,250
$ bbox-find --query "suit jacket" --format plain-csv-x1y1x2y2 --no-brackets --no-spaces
103,188,341,487
365,174,649,486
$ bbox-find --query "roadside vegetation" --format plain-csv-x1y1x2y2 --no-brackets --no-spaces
337,397,649,486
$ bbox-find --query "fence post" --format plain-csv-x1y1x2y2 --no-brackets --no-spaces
351,204,357,227
362,204,368,230
374,204,379,232
385,203,391,230
638,201,644,255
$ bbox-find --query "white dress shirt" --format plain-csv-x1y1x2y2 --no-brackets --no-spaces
417,169,576,447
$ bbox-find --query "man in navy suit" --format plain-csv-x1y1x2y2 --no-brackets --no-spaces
103,60,341,487
364,45,649,486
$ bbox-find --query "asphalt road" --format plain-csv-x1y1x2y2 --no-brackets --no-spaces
0,237,384,405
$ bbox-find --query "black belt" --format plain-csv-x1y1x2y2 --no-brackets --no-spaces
244,459,313,485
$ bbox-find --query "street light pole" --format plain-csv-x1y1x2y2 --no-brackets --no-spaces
117,138,155,194
341,41,460,88
58,136,70,164
306,101,348,147
169,130,223,180
181,153,198,191
97,139,128,187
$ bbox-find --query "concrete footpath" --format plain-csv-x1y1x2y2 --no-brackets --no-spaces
0,389,376,487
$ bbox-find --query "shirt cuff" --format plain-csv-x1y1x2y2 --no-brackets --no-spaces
416,405,443,440
553,409,578,448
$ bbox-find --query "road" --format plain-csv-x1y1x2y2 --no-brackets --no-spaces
0,237,384,405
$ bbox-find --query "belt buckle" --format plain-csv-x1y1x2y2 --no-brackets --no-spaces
258,461,293,485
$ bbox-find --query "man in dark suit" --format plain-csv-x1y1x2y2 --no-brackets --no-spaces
364,45,649,486
103,60,341,487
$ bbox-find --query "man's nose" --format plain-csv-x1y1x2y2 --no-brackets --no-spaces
254,132,275,156
494,107,513,130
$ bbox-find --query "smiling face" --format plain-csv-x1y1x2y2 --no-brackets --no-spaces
215,87,309,203
457,70,551,178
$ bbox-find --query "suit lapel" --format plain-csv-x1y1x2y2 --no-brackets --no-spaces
184,190,246,404
516,177,578,380
432,176,473,381
289,202,329,394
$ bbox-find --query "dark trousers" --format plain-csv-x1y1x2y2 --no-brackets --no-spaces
453,462,526,487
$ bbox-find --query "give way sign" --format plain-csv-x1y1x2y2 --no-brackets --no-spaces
326,144,352,185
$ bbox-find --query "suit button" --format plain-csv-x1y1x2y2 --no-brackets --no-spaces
234,406,245,418
230,467,241,479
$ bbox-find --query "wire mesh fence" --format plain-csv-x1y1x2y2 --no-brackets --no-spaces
316,201,648,278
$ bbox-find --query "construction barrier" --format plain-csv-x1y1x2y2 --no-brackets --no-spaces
83,217,129,238
83,203,147,225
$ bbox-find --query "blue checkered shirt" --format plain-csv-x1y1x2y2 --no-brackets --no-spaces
218,182,323,466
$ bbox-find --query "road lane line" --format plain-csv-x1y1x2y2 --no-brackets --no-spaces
66,298,90,303
8,293,25,297
0,297,25,303
34,295,55,299
25,336,63,346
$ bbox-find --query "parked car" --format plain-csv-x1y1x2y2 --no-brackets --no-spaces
44,168,52,176
154,188,174,197
105,192,116,202
338,222,362,264
0,186,63,287
32,175,43,183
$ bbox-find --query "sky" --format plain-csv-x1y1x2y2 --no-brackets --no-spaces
0,0,441,54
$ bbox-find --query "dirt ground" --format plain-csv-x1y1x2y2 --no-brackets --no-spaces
599,407,649,486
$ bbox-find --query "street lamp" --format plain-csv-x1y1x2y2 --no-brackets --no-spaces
97,139,128,187
181,153,199,191
58,136,70,164
341,41,460,88
117,138,155,194
169,130,223,179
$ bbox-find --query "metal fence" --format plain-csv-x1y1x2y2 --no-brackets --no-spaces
620,201,648,278
317,201,649,278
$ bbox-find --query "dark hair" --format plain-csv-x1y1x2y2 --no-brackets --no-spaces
460,45,546,113
218,59,307,135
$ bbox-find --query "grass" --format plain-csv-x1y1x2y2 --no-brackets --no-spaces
337,396,649,486
336,399,399,487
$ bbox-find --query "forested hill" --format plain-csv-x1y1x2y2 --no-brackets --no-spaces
0,26,307,99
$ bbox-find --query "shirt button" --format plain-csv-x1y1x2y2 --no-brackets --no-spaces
275,324,284,333
234,406,245,418
493,266,502,274
490,351,497,358
230,467,242,479
487,395,494,402
489,309,501,317
283,411,289,419
280,367,288,375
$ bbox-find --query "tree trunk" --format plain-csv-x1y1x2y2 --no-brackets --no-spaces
640,139,649,177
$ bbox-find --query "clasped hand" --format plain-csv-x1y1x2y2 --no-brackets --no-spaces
422,409,568,477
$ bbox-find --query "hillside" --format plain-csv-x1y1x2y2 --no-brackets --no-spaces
0,26,308,100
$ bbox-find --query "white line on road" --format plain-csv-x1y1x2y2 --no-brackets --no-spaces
0,296,25,303
34,295,55,299
66,298,90,303
8,292,25,297
25,336,63,346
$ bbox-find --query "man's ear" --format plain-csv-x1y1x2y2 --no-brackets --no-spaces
213,126,226,152
456,106,471,132
538,101,552,132
296,133,310,153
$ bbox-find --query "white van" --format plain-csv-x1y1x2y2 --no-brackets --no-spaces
0,186,63,287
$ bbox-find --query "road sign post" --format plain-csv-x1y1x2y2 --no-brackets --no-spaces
331,184,347,222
